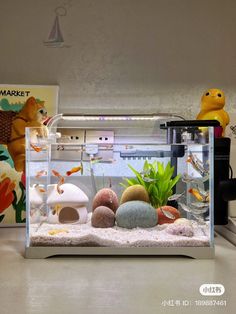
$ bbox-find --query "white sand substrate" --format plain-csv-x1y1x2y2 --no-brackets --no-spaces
30,214,210,247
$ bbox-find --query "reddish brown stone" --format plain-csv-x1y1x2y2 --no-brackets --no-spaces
92,188,119,213
91,206,115,228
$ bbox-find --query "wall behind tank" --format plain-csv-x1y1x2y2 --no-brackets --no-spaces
0,0,236,117
1,0,236,214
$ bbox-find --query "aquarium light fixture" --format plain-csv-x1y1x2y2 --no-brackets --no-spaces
47,113,185,130
62,115,160,121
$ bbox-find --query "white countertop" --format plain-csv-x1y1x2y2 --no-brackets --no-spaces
0,227,235,314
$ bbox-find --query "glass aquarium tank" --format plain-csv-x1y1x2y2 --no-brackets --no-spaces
25,114,214,258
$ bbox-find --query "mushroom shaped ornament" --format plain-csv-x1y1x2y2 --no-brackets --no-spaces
29,184,45,223
47,183,89,224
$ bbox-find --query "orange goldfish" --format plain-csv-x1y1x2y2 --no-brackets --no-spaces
188,188,203,201
52,169,61,177
35,170,47,178
66,163,83,176
30,143,42,152
188,188,210,202
52,170,65,194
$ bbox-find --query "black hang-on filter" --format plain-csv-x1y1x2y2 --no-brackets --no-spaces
161,120,230,225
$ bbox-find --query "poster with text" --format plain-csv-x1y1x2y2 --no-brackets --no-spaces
0,84,59,226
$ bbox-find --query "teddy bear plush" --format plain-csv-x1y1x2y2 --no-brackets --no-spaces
7,96,48,172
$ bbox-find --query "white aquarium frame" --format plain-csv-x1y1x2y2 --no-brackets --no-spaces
25,114,215,259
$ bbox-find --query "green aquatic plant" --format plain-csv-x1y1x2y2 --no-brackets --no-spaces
121,160,181,208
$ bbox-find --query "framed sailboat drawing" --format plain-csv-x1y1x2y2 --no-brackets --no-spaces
44,6,70,48
0,84,59,226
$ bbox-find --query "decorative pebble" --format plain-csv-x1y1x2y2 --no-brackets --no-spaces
157,206,180,225
92,188,119,213
166,224,194,237
120,185,150,204
174,218,192,226
116,200,158,229
91,206,115,228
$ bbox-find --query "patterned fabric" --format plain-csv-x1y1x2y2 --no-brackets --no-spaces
0,111,17,144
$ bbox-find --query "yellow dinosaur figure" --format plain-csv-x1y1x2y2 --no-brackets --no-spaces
196,88,230,136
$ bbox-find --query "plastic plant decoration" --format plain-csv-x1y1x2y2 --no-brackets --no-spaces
121,160,181,208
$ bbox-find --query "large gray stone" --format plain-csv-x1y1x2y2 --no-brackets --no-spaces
116,201,158,229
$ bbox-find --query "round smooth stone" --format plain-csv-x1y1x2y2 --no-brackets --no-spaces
116,200,157,229
166,223,194,237
92,188,119,213
174,218,192,226
91,206,115,228
156,206,180,225
120,185,150,204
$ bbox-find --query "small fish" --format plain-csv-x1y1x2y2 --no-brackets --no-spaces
30,143,42,152
168,192,184,201
142,177,158,183
66,163,83,176
191,202,209,209
90,156,103,162
182,173,209,183
187,151,208,177
179,202,192,213
188,188,209,202
32,183,45,193
35,170,47,178
52,169,61,177
140,169,150,176
52,170,64,194
191,214,206,225
195,186,209,197
179,202,208,216
51,204,62,215
56,177,65,194
181,173,195,183
191,207,209,215
188,188,204,201
48,229,69,236
160,207,176,220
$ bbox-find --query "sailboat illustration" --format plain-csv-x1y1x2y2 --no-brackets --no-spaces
44,7,70,48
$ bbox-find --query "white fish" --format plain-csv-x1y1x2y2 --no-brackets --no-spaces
181,173,209,184
179,202,192,213
191,214,206,225
142,177,158,183
179,202,208,215
191,208,209,215
187,151,209,177
191,202,209,209
160,207,176,220
140,169,151,176
195,186,209,198
168,192,184,201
